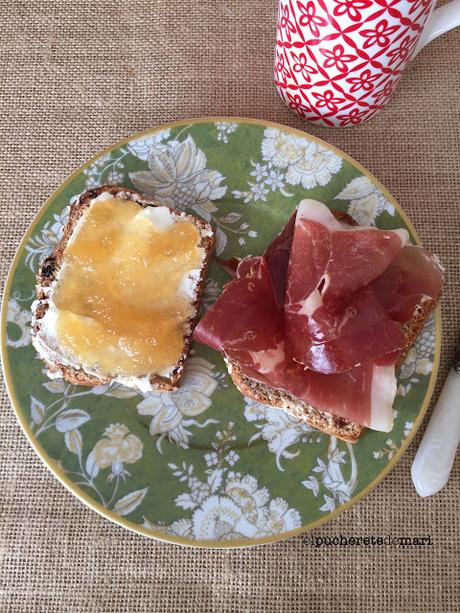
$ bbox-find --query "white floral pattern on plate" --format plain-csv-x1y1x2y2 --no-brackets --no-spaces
262,128,343,188
372,438,399,461
136,357,222,453
91,423,143,476
244,397,324,471
233,127,342,203
243,401,359,514
372,410,414,460
214,121,238,143
202,278,223,311
83,423,147,515
143,423,302,540
301,437,358,512
129,135,227,218
233,160,294,204
30,381,147,515
127,129,171,160
25,207,70,272
334,175,395,226
6,297,32,348
83,130,172,189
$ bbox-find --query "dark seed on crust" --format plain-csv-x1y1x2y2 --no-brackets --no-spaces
41,257,56,278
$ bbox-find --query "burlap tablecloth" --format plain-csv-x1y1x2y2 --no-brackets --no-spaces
1,1,459,611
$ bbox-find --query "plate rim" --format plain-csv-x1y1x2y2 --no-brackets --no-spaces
0,116,442,548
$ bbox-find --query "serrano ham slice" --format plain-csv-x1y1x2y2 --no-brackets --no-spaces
291,287,405,375
370,245,444,322
193,199,443,436
284,200,408,373
194,252,397,432
194,257,282,354
229,344,397,432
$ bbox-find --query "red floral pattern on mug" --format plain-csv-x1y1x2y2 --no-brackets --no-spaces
372,79,397,104
287,92,311,117
291,52,318,82
312,90,346,112
297,1,328,37
319,44,357,72
346,69,381,92
280,4,297,42
338,108,370,126
276,51,292,83
274,0,434,126
387,35,417,65
333,0,372,22
359,19,400,49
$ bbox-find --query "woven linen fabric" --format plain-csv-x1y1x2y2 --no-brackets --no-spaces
0,1,459,611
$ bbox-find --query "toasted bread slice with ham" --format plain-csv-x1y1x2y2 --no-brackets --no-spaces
32,186,215,392
225,295,439,443
227,358,365,442
194,202,443,443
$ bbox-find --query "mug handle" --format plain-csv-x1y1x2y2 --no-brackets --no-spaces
413,0,460,55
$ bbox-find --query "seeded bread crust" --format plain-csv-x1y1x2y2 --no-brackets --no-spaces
227,359,363,443
225,209,441,443
32,185,215,391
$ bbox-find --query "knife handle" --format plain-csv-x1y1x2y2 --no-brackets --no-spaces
411,366,460,497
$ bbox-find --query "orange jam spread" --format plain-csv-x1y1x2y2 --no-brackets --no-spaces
53,195,203,378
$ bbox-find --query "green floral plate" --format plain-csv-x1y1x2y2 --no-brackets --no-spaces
1,118,440,547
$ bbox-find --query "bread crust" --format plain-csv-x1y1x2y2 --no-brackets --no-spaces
225,209,441,442
227,359,363,443
32,185,215,391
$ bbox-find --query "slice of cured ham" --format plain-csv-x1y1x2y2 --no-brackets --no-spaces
194,257,283,354
284,200,408,373
263,212,296,308
370,245,444,322
194,254,398,432
193,199,443,434
231,344,397,432
291,286,405,375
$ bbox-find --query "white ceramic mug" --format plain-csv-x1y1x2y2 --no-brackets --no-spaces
275,0,460,127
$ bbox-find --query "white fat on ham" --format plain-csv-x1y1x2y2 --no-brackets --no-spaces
391,228,409,246
296,199,342,229
297,198,409,245
249,343,285,374
369,364,397,432
297,290,323,317
340,224,409,245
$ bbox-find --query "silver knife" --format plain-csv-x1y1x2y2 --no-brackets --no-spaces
411,350,460,497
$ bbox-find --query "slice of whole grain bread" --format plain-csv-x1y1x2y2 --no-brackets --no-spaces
31,185,215,391
225,210,441,443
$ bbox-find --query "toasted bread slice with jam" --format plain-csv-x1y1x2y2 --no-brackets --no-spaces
31,185,215,392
